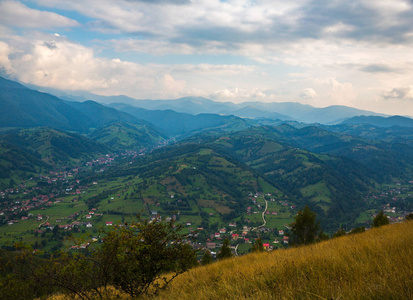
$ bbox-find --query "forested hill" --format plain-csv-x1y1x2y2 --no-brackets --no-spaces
0,77,159,134
341,115,413,128
0,127,110,166
172,125,413,229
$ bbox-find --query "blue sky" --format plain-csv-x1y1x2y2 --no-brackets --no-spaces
0,0,413,115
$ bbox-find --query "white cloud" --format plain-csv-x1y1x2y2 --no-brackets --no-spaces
0,34,261,100
0,35,170,97
0,1,79,28
212,87,277,102
300,88,317,99
0,41,13,72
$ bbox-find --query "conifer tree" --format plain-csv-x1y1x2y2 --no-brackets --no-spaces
251,236,264,252
217,238,232,260
289,205,320,245
201,249,213,265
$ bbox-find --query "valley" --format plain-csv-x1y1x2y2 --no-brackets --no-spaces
1,76,413,256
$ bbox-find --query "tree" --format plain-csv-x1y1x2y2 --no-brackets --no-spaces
95,215,197,297
406,213,413,221
201,249,213,265
349,226,365,235
13,215,197,299
217,238,232,260
372,210,389,227
289,206,320,245
332,227,346,238
317,229,330,242
251,236,264,252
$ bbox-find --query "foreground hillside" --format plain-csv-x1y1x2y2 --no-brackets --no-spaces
151,221,413,300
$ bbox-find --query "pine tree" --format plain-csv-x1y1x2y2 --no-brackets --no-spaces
201,249,213,265
289,205,320,245
251,236,264,252
217,238,232,260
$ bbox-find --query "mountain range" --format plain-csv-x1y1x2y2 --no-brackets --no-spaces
28,80,393,124
1,76,413,240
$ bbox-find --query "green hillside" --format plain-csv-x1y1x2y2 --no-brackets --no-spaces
181,128,373,230
0,140,49,188
0,77,158,134
323,123,413,146
89,122,167,150
0,77,90,132
0,141,292,253
271,125,413,182
65,100,148,129
100,143,287,228
1,127,109,166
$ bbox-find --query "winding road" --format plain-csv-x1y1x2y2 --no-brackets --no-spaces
38,215,50,228
252,200,268,231
236,200,269,256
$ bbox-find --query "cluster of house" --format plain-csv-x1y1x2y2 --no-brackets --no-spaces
247,206,279,215
85,154,118,167
35,218,95,232
1,193,57,218
365,182,413,223
197,222,291,253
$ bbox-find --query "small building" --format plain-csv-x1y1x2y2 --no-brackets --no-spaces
206,242,216,249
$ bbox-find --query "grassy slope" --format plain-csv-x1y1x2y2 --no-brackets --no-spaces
152,221,413,300
1,127,109,166
89,122,166,150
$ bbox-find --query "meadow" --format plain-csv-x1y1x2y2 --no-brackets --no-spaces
150,221,413,300
48,221,413,299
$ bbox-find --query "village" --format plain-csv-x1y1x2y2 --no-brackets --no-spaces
1,148,413,255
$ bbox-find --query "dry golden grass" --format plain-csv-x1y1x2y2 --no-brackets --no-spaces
49,221,413,299
149,221,413,300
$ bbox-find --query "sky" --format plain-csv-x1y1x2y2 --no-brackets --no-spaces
0,0,413,116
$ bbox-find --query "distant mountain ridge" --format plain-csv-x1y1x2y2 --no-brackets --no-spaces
35,84,387,124
109,103,254,137
0,77,168,139
0,77,90,132
340,115,413,128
